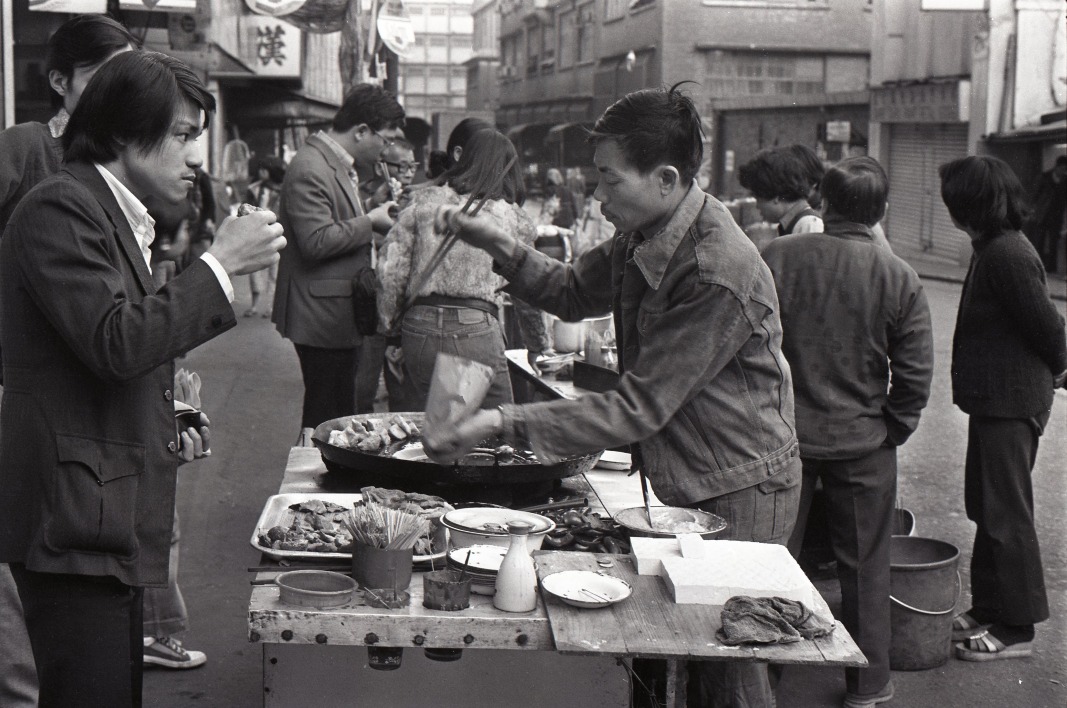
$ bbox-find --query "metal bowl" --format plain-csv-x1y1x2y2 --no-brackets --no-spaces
312,413,601,486
275,570,356,608
614,506,727,540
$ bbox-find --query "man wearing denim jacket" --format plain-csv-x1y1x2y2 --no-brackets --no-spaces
424,85,800,708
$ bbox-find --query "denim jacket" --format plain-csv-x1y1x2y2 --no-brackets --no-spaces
498,184,800,505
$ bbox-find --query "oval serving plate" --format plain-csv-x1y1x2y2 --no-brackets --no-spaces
614,506,727,539
540,570,632,609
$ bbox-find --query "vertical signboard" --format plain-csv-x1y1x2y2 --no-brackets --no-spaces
240,16,303,78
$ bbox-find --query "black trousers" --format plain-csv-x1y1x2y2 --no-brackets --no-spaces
10,564,144,708
787,446,896,696
965,413,1050,626
294,343,359,430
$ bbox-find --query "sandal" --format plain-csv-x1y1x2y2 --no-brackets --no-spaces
955,630,1032,662
951,611,991,642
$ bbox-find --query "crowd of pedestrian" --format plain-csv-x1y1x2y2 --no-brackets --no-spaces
0,12,1064,708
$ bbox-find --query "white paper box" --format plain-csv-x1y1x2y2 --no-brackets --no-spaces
629,537,681,575
661,540,812,606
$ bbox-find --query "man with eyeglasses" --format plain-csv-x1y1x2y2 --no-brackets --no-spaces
362,137,418,213
272,83,405,437
354,137,420,413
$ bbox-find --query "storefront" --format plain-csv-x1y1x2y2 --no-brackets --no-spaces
872,80,972,274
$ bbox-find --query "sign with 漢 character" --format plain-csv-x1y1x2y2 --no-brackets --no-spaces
240,16,303,78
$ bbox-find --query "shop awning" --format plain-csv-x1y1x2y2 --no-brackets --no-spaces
225,84,339,129
546,122,592,141
506,122,552,145
985,119,1067,143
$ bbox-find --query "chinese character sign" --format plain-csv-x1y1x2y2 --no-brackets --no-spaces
241,16,302,78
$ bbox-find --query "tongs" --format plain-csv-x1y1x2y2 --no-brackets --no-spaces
403,154,517,311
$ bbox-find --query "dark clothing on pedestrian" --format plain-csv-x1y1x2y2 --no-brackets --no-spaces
951,230,1067,419
1029,167,1066,273
763,215,933,697
10,564,144,708
762,217,934,459
953,229,1065,634
792,448,897,695
0,120,63,234
964,413,1051,626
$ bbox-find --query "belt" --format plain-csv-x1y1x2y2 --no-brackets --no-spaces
411,295,499,320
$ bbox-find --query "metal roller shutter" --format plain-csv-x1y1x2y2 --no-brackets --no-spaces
885,124,969,268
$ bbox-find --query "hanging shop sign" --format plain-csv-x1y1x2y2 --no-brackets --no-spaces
245,0,308,15
825,121,851,143
377,0,414,58
240,15,303,78
29,0,107,11
119,0,198,9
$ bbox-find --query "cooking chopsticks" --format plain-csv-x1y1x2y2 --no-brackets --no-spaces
403,154,518,311
638,467,655,530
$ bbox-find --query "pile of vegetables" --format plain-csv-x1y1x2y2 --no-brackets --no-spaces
541,506,630,555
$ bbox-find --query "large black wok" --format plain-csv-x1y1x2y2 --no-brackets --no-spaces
312,413,601,486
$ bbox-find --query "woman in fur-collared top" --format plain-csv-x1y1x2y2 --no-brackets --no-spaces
377,128,549,411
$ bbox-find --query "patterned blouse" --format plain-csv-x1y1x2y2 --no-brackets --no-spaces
377,184,550,350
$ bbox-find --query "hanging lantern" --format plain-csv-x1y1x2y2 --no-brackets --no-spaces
245,0,350,34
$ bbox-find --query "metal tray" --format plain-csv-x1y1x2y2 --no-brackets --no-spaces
249,493,446,565
312,412,602,486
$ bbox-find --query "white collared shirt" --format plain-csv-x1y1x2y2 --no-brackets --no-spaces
93,164,233,302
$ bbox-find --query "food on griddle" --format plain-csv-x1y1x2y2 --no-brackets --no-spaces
328,414,420,453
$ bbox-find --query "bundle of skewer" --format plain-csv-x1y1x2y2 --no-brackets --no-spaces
343,501,429,550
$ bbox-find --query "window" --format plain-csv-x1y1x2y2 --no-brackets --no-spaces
704,50,826,98
428,66,448,93
604,0,627,21
559,10,576,68
429,6,448,16
406,67,427,93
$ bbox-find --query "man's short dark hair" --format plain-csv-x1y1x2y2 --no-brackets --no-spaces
820,156,888,226
332,84,405,133
589,83,703,183
46,14,139,109
737,148,812,202
939,155,1030,237
63,51,215,164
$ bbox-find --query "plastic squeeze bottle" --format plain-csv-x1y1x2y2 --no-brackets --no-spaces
493,521,538,612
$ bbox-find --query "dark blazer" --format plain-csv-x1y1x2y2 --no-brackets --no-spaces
0,161,236,587
952,230,1067,419
271,133,377,349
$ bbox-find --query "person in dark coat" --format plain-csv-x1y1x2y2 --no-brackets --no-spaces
1028,154,1067,273
939,156,1067,662
0,51,284,707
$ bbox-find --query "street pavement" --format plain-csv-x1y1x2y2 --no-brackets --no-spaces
142,277,1066,707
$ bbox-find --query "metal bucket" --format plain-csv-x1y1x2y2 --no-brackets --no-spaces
888,536,961,670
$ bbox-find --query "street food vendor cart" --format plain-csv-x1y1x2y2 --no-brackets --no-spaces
246,353,865,707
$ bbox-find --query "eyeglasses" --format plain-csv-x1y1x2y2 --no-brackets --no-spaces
372,129,396,148
384,161,417,173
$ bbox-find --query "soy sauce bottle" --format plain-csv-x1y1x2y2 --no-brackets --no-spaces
493,521,537,612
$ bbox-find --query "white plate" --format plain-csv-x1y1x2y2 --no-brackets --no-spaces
595,450,631,471
540,570,632,609
447,544,506,573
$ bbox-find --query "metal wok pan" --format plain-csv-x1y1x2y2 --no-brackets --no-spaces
312,413,602,486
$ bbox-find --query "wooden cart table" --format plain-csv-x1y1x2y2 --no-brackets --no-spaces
248,448,863,707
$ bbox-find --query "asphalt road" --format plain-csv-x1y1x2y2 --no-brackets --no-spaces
142,277,1066,708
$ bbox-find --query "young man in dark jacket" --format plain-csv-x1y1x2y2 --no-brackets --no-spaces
763,157,934,708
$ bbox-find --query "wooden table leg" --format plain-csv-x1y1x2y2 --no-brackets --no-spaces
664,659,688,708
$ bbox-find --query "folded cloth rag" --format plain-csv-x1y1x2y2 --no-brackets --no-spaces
716,596,835,646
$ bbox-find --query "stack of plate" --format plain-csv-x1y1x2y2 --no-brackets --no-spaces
446,544,506,595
